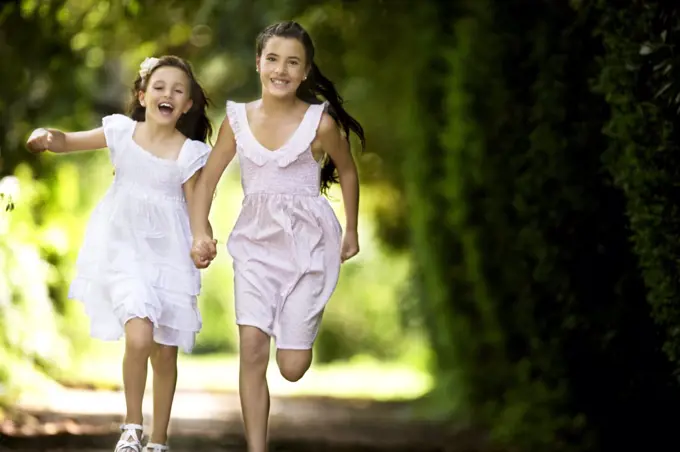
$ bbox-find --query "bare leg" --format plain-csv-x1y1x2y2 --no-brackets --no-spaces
238,325,271,452
123,318,154,439
276,349,313,382
149,343,178,445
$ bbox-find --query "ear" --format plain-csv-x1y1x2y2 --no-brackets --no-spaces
138,90,146,107
184,98,194,114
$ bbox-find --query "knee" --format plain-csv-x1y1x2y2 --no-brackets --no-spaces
239,330,270,372
276,350,312,383
151,345,178,372
125,334,153,358
125,319,154,358
278,363,306,382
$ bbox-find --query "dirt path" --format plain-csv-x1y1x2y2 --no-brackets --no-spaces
0,388,487,451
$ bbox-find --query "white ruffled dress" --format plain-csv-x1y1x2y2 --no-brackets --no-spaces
68,114,210,353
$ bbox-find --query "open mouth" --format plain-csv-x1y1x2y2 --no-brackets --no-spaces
270,78,290,88
158,102,175,116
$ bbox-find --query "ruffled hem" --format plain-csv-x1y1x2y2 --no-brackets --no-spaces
75,258,200,296
69,277,201,353
227,100,328,168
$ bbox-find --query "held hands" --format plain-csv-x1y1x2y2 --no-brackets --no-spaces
341,229,359,263
26,128,53,154
191,236,217,269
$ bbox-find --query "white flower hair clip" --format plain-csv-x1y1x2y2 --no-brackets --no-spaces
139,57,160,79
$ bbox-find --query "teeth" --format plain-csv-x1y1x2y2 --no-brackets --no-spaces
159,102,173,109
271,79,288,85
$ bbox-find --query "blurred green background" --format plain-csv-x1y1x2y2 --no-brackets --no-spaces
4,1,680,451
0,0,432,399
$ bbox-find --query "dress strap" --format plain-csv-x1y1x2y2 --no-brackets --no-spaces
227,100,268,166
226,101,247,148
306,101,329,132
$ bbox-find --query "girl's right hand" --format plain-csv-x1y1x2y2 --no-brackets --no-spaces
191,237,217,269
26,128,52,154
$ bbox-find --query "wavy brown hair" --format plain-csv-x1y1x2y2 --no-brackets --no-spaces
256,22,365,193
128,55,213,143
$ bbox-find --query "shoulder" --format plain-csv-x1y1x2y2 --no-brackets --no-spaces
317,111,340,138
226,99,244,110
184,138,211,155
223,99,260,144
178,139,211,182
101,114,134,151
227,99,257,115
102,113,134,130
217,114,236,141
178,139,212,174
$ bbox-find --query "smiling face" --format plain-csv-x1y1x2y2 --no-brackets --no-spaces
257,36,309,98
138,66,193,126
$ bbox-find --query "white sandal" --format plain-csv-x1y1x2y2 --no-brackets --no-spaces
146,443,169,451
114,423,144,452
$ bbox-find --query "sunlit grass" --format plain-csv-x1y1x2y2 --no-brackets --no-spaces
63,341,433,401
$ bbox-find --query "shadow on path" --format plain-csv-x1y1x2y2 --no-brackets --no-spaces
0,388,489,451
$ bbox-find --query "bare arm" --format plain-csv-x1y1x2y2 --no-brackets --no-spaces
189,118,237,241
318,113,360,233
183,170,213,238
26,127,107,154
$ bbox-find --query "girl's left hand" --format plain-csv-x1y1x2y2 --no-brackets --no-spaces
341,230,359,263
191,238,217,269
26,128,52,153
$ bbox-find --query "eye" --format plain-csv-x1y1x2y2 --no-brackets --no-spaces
175,90,184,94
290,60,299,66
266,56,276,62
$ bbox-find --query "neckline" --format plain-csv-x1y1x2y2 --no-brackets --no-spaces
130,121,190,163
241,101,314,154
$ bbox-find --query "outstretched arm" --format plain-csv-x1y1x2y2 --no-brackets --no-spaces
189,117,237,268
26,127,106,154
317,113,360,262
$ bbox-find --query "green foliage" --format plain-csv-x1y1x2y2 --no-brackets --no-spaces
315,194,416,364
0,169,75,409
391,0,680,450
594,0,680,373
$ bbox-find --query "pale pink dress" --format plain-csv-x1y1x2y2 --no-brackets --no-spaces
68,114,210,353
225,100,342,349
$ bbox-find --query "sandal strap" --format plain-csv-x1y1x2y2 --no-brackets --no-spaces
115,440,142,452
115,424,144,452
146,443,169,451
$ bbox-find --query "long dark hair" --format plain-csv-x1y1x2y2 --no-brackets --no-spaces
256,21,366,193
128,55,213,143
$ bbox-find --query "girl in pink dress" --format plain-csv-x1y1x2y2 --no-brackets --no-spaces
189,21,365,452
26,56,212,452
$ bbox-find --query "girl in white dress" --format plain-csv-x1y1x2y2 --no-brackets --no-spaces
25,55,213,452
